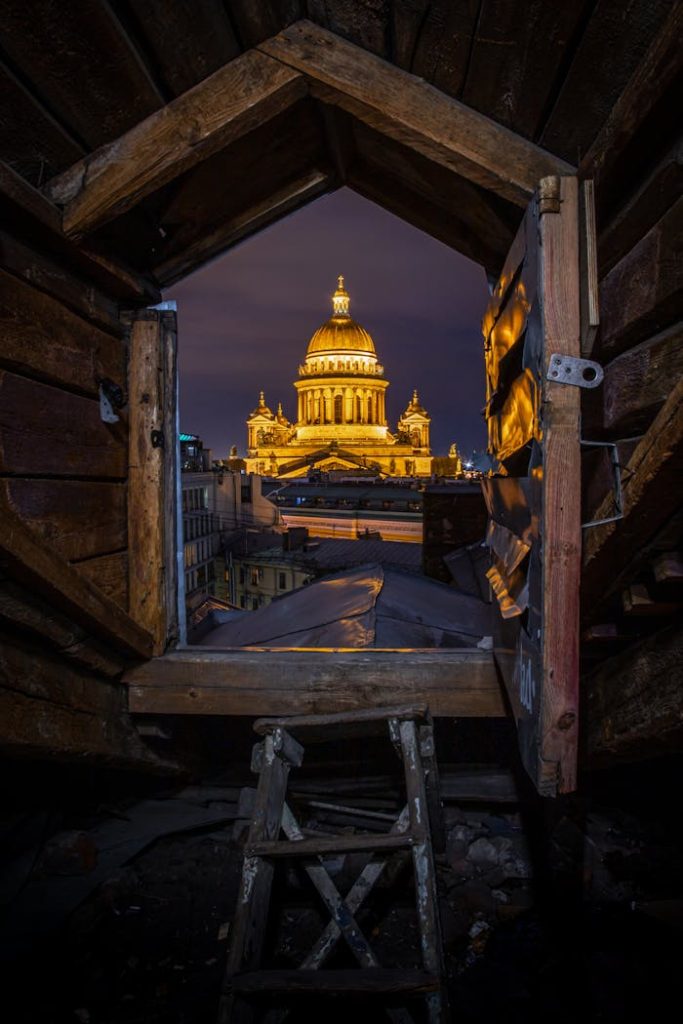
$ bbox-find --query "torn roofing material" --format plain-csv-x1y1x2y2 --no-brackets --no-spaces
200,564,491,648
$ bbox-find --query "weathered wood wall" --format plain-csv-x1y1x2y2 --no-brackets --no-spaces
580,10,683,761
0,214,166,770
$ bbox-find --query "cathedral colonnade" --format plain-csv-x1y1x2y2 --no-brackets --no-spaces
245,277,432,478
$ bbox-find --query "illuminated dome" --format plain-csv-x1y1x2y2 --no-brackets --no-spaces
306,275,376,355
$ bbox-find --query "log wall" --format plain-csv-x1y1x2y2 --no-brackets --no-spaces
582,93,682,760
0,230,165,769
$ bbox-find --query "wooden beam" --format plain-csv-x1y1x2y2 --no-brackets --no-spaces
586,621,683,765
155,169,332,285
0,159,160,303
579,3,683,199
45,49,307,238
124,649,505,717
602,322,683,436
0,498,153,660
259,21,574,207
583,376,683,615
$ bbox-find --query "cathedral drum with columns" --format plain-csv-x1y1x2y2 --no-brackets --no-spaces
245,277,433,478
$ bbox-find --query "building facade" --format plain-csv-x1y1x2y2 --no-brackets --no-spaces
245,277,432,478
181,455,281,616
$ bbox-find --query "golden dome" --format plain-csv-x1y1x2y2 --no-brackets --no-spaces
306,275,377,356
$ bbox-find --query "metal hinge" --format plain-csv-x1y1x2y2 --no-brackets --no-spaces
581,440,624,529
547,354,603,389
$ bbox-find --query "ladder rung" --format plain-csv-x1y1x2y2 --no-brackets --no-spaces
230,968,440,995
246,832,414,859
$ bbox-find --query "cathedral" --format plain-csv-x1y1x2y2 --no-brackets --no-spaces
245,277,433,478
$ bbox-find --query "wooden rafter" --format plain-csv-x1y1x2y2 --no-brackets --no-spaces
45,50,308,238
44,20,573,244
259,21,574,206
156,169,332,286
579,3,683,199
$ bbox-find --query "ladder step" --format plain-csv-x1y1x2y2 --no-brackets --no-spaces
230,968,439,995
246,832,414,859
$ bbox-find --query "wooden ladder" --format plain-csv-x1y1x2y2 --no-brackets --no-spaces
218,704,449,1023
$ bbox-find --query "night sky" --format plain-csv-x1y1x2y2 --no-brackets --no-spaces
167,187,490,461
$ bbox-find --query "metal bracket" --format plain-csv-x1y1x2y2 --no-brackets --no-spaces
581,440,624,529
97,377,126,423
151,429,165,449
547,353,603,389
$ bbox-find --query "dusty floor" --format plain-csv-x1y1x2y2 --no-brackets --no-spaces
2,749,681,1023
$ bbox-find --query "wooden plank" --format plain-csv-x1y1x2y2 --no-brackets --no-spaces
392,0,475,94
0,0,163,149
152,97,328,278
586,621,683,765
155,169,332,285
128,314,166,652
0,635,174,768
583,377,683,615
220,729,290,1024
0,230,122,335
247,832,413,859
597,137,683,276
0,160,159,303
399,718,443,991
539,0,673,163
231,968,438,994
537,176,581,794
124,649,505,716
0,61,84,185
461,0,589,140
0,499,153,659
0,267,126,398
580,179,600,357
160,312,179,644
579,3,683,202
259,21,574,207
124,0,240,96
0,579,125,679
254,704,429,737
597,196,682,359
350,119,519,259
74,550,128,611
349,157,513,274
228,1,302,49
602,323,683,436
46,50,307,237
2,478,126,563
0,370,127,479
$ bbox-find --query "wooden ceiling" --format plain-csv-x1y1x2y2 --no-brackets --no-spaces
0,0,675,284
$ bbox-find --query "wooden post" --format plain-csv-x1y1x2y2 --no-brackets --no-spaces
127,311,175,654
538,177,581,793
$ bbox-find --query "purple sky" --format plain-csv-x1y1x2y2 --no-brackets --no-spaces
167,187,490,459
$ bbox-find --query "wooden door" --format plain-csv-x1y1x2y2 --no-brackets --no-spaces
482,176,581,796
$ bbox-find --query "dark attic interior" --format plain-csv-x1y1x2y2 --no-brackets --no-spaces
1,2,682,1022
